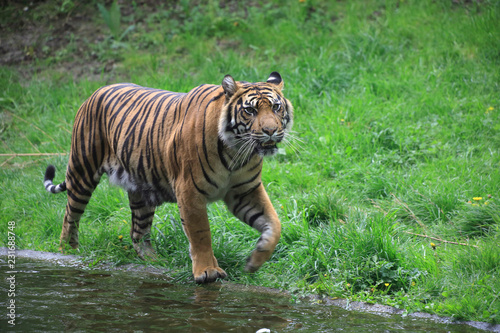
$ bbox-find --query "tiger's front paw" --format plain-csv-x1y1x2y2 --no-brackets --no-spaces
193,266,227,284
244,249,272,273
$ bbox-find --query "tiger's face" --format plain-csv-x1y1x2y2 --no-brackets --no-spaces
219,72,294,161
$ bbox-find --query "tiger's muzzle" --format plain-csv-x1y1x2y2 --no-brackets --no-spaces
255,129,284,156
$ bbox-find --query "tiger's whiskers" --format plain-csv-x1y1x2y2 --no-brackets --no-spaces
281,132,303,155
229,136,256,170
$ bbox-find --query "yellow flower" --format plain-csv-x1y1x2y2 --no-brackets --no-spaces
118,235,123,240
473,197,483,201
431,242,436,250
346,283,351,287
411,281,416,286
384,283,389,287
484,201,489,205
123,245,128,250
324,274,327,277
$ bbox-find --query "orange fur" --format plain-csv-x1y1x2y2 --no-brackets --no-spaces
43,72,293,283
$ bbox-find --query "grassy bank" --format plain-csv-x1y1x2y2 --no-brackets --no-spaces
1,0,499,323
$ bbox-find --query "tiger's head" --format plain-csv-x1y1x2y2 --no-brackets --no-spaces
219,72,294,162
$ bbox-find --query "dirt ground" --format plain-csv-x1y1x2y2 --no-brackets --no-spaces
1,2,96,65
0,1,159,80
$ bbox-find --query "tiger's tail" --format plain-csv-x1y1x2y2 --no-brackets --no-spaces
44,165,67,194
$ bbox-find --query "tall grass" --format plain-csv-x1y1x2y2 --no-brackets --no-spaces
1,0,499,323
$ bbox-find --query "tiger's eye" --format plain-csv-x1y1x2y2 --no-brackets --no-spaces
244,107,256,115
272,103,281,112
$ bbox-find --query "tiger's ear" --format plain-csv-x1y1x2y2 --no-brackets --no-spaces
267,71,284,90
222,75,238,99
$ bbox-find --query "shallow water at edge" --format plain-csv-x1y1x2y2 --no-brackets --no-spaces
0,257,488,332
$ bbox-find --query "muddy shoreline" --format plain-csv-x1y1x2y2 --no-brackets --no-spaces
1,247,499,332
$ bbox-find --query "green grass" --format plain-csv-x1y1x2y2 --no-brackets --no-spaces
1,0,499,324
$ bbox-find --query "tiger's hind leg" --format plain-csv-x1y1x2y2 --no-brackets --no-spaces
59,173,99,251
128,191,157,260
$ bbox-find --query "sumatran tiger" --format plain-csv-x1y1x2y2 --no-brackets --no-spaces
43,72,294,283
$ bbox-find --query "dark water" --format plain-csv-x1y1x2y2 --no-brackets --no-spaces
0,258,487,332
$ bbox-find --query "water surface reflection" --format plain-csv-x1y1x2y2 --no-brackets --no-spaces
0,259,485,332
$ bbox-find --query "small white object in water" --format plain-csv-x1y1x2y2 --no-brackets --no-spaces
255,329,271,333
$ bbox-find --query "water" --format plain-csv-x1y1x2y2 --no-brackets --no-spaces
0,258,488,332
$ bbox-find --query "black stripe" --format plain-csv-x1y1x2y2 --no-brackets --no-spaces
132,229,144,238
135,220,153,228
232,182,261,215
67,191,89,205
59,181,67,192
232,170,261,189
94,97,106,166
248,158,263,172
120,88,150,165
65,172,92,197
234,182,261,200
70,159,95,191
130,204,145,210
190,169,208,196
172,137,180,169
248,210,264,227
132,211,155,222
178,85,212,136
45,184,55,193
217,138,230,170
90,101,100,173
137,154,147,182
109,88,145,156
197,150,218,189
122,90,157,136
242,204,256,221
201,91,224,173
68,203,85,215
171,94,184,126
233,199,249,216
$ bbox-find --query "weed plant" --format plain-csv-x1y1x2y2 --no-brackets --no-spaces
1,0,499,324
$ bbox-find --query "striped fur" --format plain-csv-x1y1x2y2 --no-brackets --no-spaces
43,72,293,283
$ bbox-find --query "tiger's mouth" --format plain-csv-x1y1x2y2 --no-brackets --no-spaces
256,140,278,156
261,140,276,147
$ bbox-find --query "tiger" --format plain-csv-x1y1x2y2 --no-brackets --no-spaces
43,72,294,283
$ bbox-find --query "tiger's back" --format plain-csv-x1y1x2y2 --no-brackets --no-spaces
44,72,294,283
72,83,226,205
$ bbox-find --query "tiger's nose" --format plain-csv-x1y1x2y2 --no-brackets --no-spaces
262,127,277,136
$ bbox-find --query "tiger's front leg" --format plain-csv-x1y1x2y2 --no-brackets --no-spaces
177,191,228,283
225,183,281,273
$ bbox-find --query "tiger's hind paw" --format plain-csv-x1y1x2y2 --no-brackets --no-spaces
133,241,158,260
